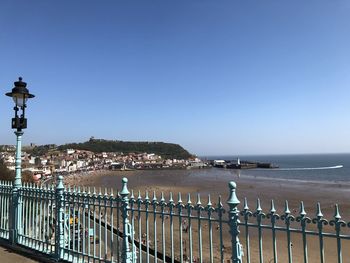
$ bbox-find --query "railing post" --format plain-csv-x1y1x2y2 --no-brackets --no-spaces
227,181,243,263
55,175,65,260
9,130,24,244
120,177,134,263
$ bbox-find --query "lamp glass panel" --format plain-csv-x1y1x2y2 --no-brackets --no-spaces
11,93,27,107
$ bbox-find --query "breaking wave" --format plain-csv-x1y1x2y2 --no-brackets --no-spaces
276,165,343,171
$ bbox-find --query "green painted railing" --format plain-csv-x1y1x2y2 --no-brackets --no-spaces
0,177,350,263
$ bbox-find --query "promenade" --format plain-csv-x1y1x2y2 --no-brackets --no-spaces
0,245,38,263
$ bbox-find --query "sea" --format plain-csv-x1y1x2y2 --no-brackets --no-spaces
200,153,350,182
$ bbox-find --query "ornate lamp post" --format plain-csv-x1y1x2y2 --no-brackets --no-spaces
6,77,35,243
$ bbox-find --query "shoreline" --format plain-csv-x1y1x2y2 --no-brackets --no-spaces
62,167,350,186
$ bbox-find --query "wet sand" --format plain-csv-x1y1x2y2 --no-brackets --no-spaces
64,169,350,218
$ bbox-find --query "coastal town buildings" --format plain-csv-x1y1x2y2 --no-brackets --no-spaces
0,147,205,182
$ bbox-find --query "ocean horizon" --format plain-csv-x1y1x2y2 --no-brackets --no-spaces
199,153,350,182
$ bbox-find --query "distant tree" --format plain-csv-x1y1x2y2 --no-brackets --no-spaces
0,159,14,181
58,139,193,159
0,159,35,183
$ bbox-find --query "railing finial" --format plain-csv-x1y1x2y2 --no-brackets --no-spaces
56,175,64,190
299,201,306,216
334,204,341,220
316,202,323,218
227,181,240,206
120,177,129,197
270,199,276,213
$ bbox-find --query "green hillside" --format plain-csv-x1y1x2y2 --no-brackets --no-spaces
58,138,193,159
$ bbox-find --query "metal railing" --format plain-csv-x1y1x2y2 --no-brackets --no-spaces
0,180,11,239
0,177,350,262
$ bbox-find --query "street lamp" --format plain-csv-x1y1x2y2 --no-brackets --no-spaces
6,77,35,131
5,77,35,243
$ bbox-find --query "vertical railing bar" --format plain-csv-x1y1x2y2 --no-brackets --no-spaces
39,187,43,250
0,184,3,232
3,184,7,236
145,191,150,263
81,188,87,261
5,184,8,235
63,191,68,261
104,190,108,261
27,187,30,246
93,188,97,260
208,215,213,263
286,216,293,262
8,184,11,236
207,195,214,263
87,187,91,262
254,198,265,263
196,194,203,263
297,201,309,263
1,183,3,231
187,194,193,263
245,219,251,263
31,187,35,247
33,187,37,246
67,190,72,260
4,185,7,236
98,189,102,262
3,184,6,237
25,188,29,246
129,190,135,263
162,192,168,263
29,187,33,248
46,188,50,253
319,223,325,262
117,192,121,262
258,218,263,263
331,204,345,263
35,186,39,249
152,191,157,263
110,189,115,263
1,184,4,234
314,203,326,263
269,200,278,263
4,184,7,235
77,189,81,259
44,190,48,253
72,190,76,254
177,193,183,263
137,191,142,263
51,186,55,254
1,186,4,233
18,187,22,244
302,229,308,263
23,185,26,242
38,187,42,248
206,194,214,263
217,196,224,263
337,234,342,263
169,194,174,263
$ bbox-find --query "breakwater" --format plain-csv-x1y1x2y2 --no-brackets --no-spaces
210,159,278,169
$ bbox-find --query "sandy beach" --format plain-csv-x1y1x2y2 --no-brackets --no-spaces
64,169,350,218
62,168,350,262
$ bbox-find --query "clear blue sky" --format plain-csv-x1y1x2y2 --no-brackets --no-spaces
0,0,349,155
